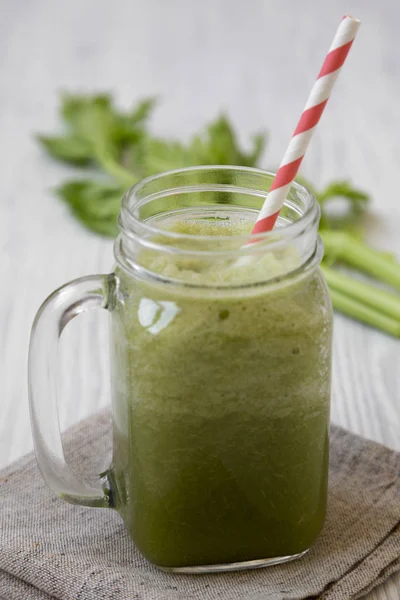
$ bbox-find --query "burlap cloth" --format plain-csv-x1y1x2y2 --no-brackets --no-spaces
0,411,399,600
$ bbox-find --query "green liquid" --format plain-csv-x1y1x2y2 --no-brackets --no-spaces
110,219,332,568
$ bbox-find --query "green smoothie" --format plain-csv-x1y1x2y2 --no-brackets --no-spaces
110,217,332,568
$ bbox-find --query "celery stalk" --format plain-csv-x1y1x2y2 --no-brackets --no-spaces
321,231,400,291
328,287,400,337
321,264,400,321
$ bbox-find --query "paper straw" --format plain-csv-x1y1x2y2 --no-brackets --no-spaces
251,15,360,237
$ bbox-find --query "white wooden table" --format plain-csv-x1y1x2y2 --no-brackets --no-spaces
1,1,399,598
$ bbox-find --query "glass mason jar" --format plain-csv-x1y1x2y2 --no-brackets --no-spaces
29,166,333,573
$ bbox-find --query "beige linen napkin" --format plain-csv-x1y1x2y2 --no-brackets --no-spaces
0,411,399,600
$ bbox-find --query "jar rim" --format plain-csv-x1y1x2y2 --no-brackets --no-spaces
119,165,320,246
114,235,324,295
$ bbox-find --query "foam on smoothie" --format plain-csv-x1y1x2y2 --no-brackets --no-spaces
139,216,301,286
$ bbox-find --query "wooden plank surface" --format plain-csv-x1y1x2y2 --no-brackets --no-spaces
0,1,399,598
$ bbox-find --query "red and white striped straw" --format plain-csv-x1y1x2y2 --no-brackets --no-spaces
251,15,360,237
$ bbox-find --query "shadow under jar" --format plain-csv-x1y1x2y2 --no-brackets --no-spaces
29,166,333,573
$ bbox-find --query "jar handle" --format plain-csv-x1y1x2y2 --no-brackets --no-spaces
28,274,113,508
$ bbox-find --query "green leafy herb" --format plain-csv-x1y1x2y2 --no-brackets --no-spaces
317,180,370,232
57,180,125,237
38,94,268,228
294,176,369,233
37,135,93,165
37,92,400,337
